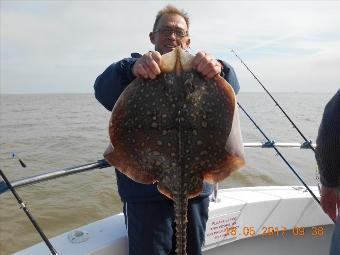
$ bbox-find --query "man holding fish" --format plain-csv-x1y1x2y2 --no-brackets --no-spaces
94,5,241,255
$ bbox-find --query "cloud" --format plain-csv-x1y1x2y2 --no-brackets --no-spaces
1,1,339,93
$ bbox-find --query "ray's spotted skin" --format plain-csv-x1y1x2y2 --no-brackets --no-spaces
104,48,245,255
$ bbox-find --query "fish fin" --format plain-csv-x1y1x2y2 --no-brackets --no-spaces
160,47,194,73
157,184,174,200
203,76,245,183
104,143,157,184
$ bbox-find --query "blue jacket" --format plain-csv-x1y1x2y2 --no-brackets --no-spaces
94,52,240,202
315,89,340,187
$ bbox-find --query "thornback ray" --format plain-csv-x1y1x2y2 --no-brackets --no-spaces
103,47,245,255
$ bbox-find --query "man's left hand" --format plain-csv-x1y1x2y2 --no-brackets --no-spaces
191,51,222,80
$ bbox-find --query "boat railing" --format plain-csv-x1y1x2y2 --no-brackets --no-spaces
0,142,315,196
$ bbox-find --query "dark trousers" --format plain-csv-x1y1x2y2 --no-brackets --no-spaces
123,196,210,255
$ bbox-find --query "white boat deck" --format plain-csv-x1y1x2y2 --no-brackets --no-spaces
14,186,334,255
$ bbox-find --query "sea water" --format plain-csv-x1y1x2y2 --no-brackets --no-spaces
0,92,334,254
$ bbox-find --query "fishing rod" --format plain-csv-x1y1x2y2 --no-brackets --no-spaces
236,102,336,223
231,49,315,152
0,168,59,254
12,152,27,168
0,159,110,195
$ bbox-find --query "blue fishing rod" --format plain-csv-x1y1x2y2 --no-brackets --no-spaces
231,49,315,152
0,159,59,254
237,102,335,223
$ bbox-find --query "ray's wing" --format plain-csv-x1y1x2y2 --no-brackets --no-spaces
202,75,245,184
103,77,160,184
103,48,190,185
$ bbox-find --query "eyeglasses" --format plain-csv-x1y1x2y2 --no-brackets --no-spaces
153,27,188,38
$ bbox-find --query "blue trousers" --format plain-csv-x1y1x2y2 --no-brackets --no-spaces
123,196,210,255
330,214,340,255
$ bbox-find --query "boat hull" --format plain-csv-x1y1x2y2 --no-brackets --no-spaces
14,186,334,255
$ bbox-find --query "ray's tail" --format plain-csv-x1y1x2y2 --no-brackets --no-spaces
174,193,188,255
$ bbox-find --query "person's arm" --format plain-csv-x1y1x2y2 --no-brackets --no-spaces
316,134,340,221
94,57,139,111
315,91,340,221
218,60,240,95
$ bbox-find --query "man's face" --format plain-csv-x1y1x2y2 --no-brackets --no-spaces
149,13,190,55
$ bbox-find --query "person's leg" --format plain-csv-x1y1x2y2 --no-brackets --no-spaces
329,214,340,255
123,200,174,255
186,196,210,255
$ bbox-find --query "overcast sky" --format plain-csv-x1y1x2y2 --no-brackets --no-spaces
1,1,339,94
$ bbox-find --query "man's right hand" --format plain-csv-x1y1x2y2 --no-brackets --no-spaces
132,51,162,79
320,185,340,221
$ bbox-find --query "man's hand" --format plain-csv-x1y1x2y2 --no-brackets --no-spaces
132,51,162,79
320,185,340,221
192,51,222,80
